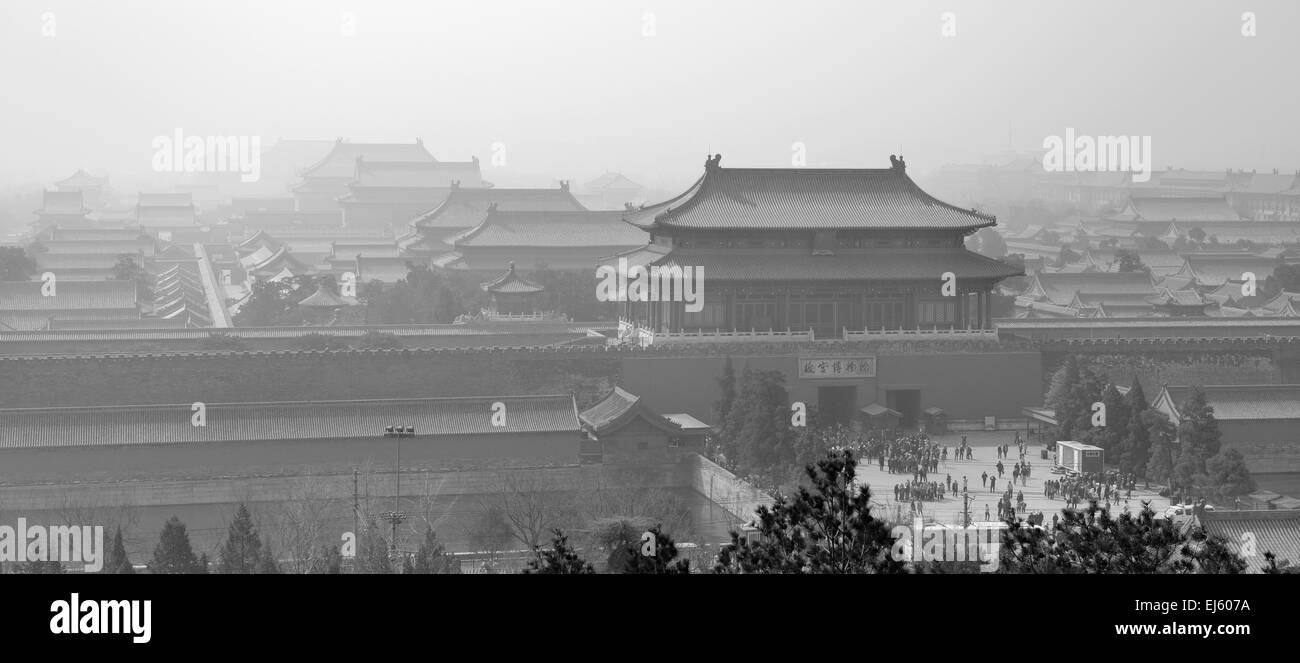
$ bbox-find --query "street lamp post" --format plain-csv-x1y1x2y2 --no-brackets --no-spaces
383,425,415,560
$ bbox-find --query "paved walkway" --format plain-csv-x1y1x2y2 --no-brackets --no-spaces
852,431,1169,525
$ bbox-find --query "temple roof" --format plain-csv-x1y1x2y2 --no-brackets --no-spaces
0,394,581,450
40,239,156,257
239,209,344,228
585,171,642,191
607,247,1019,282
0,280,139,313
48,227,145,242
1153,384,1300,423
1178,253,1281,288
1023,271,1157,307
137,205,197,227
357,255,417,282
481,262,544,294
55,169,109,187
1114,196,1243,222
409,186,587,231
351,159,482,188
34,253,125,274
579,386,686,437
138,192,194,207
449,209,647,248
1194,510,1300,573
1167,221,1300,244
38,190,89,214
296,139,437,180
298,285,355,308
624,155,997,232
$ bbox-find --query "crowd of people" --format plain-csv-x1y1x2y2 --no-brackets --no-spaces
859,432,942,478
1044,470,1138,510
850,429,1158,523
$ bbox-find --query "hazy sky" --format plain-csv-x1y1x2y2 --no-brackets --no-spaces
2,0,1298,189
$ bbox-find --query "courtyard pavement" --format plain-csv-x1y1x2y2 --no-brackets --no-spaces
851,430,1170,525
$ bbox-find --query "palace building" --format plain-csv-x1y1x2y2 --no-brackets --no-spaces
610,155,1021,339
291,138,438,211
399,183,587,254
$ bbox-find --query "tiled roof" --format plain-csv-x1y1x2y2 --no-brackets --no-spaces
54,169,108,187
1181,254,1281,288
298,286,355,308
1195,510,1300,572
449,210,647,248
352,159,482,188
35,253,125,272
595,243,672,269
646,249,1020,282
430,251,465,269
229,196,295,214
138,192,194,207
410,187,587,230
0,394,580,450
0,280,138,312
38,239,156,257
329,241,402,259
1158,384,1300,422
47,317,191,330
261,139,336,175
49,228,145,241
1124,196,1242,222
1239,173,1300,195
1147,288,1207,307
579,386,682,436
1026,272,1157,307
357,256,419,283
39,190,88,214
1169,222,1300,244
585,172,642,191
240,210,344,228
137,205,197,227
237,230,284,252
861,403,901,417
246,247,310,277
297,139,437,180
625,156,997,231
481,263,544,293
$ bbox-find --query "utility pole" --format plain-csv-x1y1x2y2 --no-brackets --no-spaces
383,425,414,561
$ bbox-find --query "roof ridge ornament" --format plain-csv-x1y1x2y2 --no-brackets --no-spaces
890,154,906,171
705,154,722,171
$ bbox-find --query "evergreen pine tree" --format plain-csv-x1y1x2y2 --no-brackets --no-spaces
217,504,266,574
523,529,595,574
1092,383,1130,452
619,524,691,574
104,526,134,574
150,516,204,574
405,526,460,574
714,450,910,574
1177,387,1223,474
1046,356,1081,439
1120,378,1152,476
1143,410,1178,485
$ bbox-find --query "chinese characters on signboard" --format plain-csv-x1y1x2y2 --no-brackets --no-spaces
798,356,876,379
